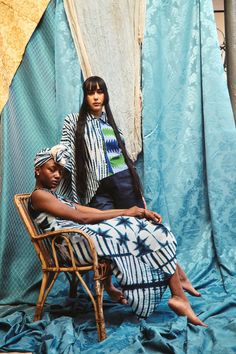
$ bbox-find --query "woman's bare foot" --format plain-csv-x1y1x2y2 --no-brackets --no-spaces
104,282,128,305
177,264,201,297
168,296,207,327
180,279,201,297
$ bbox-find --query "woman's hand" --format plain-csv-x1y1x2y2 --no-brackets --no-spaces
123,206,144,218
144,209,162,223
124,206,162,223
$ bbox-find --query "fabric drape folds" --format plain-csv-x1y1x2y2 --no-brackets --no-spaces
0,0,50,113
0,0,83,304
141,0,236,291
64,0,146,160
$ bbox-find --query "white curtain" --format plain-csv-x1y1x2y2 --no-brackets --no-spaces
64,0,145,160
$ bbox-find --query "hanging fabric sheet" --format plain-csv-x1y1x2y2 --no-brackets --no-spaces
141,0,236,290
0,0,50,114
63,0,146,160
0,0,83,304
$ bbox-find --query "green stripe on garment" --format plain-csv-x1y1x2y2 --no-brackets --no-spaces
110,154,126,170
102,127,114,137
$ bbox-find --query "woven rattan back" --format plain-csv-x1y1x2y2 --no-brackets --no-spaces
14,193,57,268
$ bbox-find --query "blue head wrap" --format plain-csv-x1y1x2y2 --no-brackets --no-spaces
34,144,71,168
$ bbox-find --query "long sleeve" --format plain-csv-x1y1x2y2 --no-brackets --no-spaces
60,113,78,172
58,113,80,203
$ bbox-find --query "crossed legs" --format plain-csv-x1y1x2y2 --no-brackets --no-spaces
104,265,205,326
168,267,207,326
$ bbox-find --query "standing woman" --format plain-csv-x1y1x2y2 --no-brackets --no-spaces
60,76,201,298
60,76,145,210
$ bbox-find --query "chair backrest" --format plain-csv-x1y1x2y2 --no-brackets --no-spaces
14,193,41,237
14,193,57,268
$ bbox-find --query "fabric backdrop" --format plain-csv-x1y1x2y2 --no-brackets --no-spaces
64,0,145,160
0,0,50,113
141,0,236,291
0,0,236,353
0,0,83,304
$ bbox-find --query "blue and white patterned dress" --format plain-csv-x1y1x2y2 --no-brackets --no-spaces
29,190,177,319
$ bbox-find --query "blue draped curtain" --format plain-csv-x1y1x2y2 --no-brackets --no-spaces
141,0,236,293
0,0,83,304
0,0,236,352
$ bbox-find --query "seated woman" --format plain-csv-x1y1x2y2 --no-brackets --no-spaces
29,144,206,326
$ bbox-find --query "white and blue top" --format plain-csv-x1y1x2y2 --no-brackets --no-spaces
60,112,128,204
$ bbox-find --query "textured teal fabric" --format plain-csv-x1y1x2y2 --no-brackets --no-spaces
141,0,236,291
0,0,83,303
0,0,236,353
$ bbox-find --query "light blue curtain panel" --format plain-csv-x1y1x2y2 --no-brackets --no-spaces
0,0,83,304
1,0,236,353
142,0,236,290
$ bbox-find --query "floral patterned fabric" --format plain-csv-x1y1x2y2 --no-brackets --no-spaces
141,0,236,291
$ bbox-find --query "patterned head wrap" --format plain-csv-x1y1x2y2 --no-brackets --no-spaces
34,144,71,168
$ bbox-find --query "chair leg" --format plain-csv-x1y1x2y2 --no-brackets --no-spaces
94,278,106,341
69,273,78,298
74,269,107,341
34,272,50,321
34,271,58,321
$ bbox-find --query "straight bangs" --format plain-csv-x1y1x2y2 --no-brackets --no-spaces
83,76,106,94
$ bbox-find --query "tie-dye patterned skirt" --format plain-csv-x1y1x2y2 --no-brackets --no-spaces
30,193,177,318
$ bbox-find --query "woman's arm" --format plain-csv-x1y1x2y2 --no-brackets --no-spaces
31,190,162,224
74,204,161,222
60,114,78,173
60,114,77,147
31,190,137,224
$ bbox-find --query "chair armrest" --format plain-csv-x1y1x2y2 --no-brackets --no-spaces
33,228,98,268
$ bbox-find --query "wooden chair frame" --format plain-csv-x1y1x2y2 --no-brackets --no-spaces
14,193,111,341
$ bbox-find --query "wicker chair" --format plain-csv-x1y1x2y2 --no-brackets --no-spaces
14,193,111,341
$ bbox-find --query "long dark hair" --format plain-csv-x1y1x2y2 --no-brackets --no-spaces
75,76,142,201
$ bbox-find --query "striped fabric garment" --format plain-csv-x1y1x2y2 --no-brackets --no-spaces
99,115,127,175
29,190,177,319
59,112,127,204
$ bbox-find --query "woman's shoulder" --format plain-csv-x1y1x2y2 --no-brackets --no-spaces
31,188,56,200
29,189,53,215
32,188,75,208
62,113,80,134
64,112,79,123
